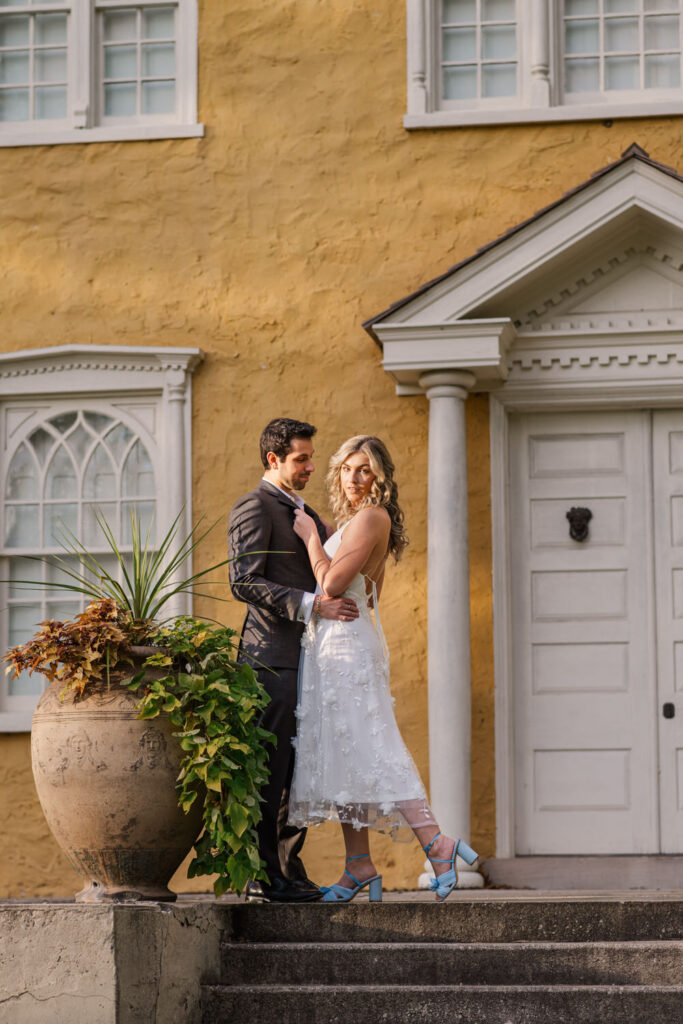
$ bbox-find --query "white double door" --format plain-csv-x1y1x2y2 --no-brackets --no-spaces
510,409,683,855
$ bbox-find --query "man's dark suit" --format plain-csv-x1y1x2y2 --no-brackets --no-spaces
228,480,327,884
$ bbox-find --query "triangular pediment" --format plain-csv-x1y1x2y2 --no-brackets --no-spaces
367,146,683,342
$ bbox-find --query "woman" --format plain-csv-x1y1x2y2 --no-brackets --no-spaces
289,435,477,903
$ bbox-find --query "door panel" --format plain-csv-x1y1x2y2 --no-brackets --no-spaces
510,410,658,855
651,411,683,852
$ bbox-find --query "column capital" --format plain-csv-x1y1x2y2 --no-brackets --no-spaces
419,369,475,400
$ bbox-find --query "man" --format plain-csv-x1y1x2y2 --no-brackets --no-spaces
228,418,359,903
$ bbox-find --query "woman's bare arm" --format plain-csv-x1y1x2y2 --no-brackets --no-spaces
294,507,390,597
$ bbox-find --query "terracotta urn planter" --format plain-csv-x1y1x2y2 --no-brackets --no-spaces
31,651,204,902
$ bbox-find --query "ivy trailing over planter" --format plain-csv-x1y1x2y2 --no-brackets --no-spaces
5,599,274,897
126,616,274,896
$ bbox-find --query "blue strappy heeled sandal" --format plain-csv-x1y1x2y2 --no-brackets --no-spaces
321,854,383,903
423,832,478,902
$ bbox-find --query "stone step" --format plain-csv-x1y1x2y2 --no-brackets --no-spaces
202,982,683,1024
219,940,683,987
228,897,683,944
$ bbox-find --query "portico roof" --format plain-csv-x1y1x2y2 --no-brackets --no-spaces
363,143,683,348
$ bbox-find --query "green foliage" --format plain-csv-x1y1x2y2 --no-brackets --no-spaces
125,616,274,896
3,508,276,898
3,597,132,698
8,508,234,639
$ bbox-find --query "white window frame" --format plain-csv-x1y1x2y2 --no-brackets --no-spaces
406,0,683,128
0,0,202,147
0,343,202,731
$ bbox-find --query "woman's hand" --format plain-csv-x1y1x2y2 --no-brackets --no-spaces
293,508,317,543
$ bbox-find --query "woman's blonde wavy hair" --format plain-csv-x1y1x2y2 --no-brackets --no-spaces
327,435,409,562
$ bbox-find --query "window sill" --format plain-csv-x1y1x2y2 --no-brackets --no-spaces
0,122,205,148
404,100,683,129
0,711,33,732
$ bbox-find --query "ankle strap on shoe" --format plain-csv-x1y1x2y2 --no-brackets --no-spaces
344,853,370,887
422,832,441,859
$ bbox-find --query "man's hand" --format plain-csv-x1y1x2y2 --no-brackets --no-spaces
318,595,359,621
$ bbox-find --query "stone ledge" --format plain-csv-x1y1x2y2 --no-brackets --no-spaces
0,902,225,1024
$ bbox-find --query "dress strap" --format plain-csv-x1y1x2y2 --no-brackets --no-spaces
364,575,389,660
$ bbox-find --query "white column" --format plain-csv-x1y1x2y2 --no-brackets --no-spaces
530,0,551,107
162,364,190,619
406,0,428,114
418,370,483,889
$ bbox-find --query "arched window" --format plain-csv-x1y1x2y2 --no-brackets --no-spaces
0,343,201,730
3,408,157,699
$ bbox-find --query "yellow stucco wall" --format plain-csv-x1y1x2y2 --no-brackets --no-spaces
0,0,682,895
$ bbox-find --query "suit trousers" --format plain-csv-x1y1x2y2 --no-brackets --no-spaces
255,665,308,884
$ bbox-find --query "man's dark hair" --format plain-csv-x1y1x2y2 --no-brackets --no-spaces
259,418,317,468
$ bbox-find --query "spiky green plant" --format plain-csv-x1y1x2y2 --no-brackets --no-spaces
4,508,275,896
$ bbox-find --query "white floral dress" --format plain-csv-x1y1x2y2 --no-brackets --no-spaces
288,525,434,837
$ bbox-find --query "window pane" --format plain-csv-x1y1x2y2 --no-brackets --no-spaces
83,445,116,500
645,14,680,48
46,447,76,499
34,13,67,45
43,502,77,546
84,412,114,434
605,54,639,86
45,599,80,622
605,0,637,11
9,555,41,599
7,444,38,500
121,500,155,544
8,604,41,646
0,86,28,120
565,19,599,54
442,0,476,23
5,504,39,547
50,412,76,433
35,85,66,118
644,0,678,10
482,62,516,95
443,64,477,98
605,17,638,50
443,26,476,60
83,501,118,547
8,605,42,695
46,556,81,597
103,9,137,42
0,16,29,47
103,422,134,464
35,47,66,82
104,81,137,116
65,422,93,462
565,56,600,90
28,427,54,465
142,42,175,76
104,44,137,79
482,0,515,19
141,79,174,114
565,0,599,12
482,25,515,59
645,51,680,84
122,439,154,496
142,6,175,39
0,51,29,85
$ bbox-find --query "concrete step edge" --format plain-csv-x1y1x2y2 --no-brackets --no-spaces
205,983,683,994
222,940,683,951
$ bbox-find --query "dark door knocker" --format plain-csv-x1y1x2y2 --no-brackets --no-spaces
566,507,592,542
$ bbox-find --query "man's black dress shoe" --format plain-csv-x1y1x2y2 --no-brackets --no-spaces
245,877,322,903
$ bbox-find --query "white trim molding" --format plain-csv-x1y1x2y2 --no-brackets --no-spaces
0,0,202,148
0,344,203,733
406,0,683,129
370,146,683,859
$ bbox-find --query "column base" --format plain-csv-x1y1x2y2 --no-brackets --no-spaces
417,859,485,890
